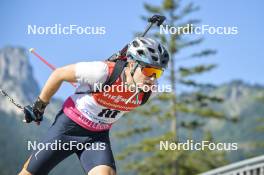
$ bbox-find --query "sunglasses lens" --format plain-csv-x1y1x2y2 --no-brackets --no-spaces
142,67,163,78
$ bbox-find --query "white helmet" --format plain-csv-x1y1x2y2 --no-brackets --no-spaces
126,37,170,69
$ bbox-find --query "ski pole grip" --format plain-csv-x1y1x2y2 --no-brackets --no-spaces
148,15,166,26
24,105,36,123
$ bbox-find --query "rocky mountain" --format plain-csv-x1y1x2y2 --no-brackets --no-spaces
0,47,39,115
0,47,83,175
206,81,264,161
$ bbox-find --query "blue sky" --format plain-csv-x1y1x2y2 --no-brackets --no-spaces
0,0,263,99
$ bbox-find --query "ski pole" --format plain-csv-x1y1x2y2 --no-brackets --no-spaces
0,89,29,122
118,15,166,58
0,89,24,110
29,48,76,87
141,15,166,37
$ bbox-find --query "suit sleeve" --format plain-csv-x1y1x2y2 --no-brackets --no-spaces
75,61,108,86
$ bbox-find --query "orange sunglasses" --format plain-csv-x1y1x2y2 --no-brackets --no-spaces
141,67,163,78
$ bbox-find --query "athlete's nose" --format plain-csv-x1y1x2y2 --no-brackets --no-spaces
149,74,156,81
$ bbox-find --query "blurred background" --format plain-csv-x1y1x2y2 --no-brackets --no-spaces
0,0,263,174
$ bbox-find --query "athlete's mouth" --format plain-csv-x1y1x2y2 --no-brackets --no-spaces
143,80,154,86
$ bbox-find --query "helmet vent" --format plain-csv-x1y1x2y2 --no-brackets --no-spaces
164,52,169,58
140,39,148,44
152,56,158,61
132,41,139,47
162,60,167,64
137,50,145,56
158,45,162,53
148,47,155,53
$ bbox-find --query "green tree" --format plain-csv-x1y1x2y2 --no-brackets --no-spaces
116,0,231,174
251,92,264,151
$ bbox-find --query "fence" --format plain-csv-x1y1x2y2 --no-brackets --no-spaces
201,155,264,175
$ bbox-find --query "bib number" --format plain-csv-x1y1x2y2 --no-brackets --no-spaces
98,109,120,118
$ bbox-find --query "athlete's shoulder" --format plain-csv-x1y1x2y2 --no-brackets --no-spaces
76,61,108,70
75,61,109,85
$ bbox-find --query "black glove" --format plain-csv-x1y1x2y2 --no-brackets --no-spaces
24,97,49,123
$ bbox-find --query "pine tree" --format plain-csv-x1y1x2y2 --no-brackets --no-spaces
116,1,231,174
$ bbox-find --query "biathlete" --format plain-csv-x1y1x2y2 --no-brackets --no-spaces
19,37,170,175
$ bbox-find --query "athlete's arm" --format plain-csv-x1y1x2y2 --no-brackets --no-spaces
38,61,108,103
39,64,76,103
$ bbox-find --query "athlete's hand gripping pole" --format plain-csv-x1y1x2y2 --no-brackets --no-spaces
23,97,49,124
